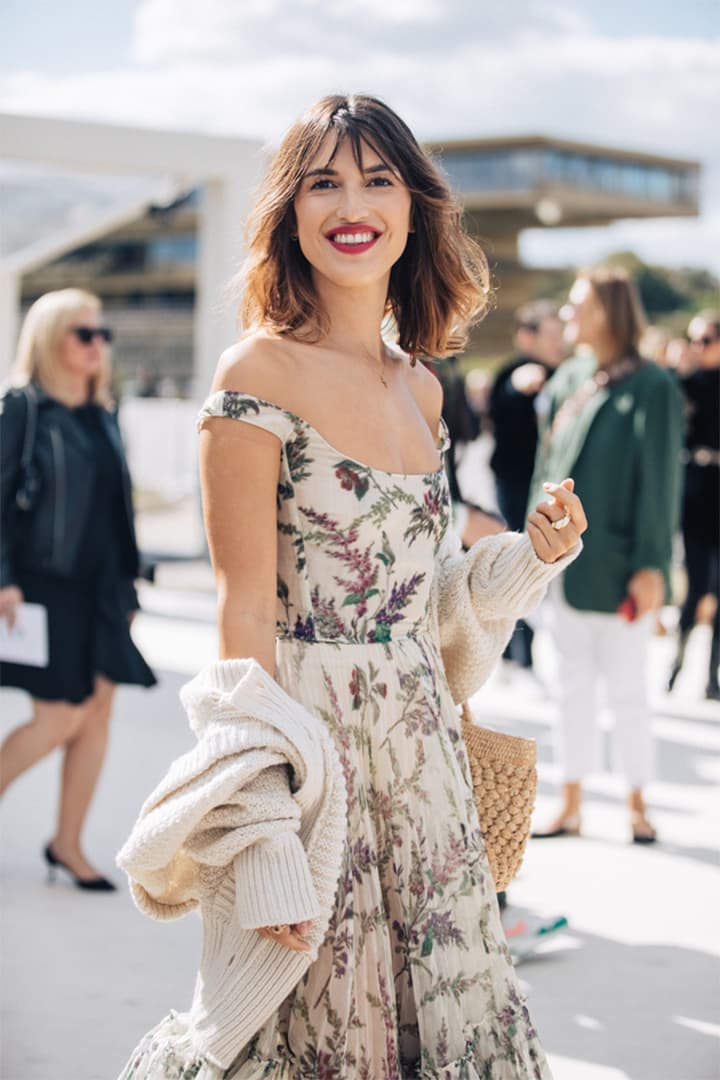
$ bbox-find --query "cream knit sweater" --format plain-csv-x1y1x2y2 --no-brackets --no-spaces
117,529,579,1074
432,528,579,704
117,659,348,1069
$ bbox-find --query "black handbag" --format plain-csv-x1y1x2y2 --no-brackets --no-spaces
15,384,42,513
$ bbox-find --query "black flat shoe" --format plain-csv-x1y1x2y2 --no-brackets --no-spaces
531,815,582,839
632,828,658,845
43,843,117,892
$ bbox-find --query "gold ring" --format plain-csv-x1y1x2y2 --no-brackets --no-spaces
551,512,572,530
269,924,288,936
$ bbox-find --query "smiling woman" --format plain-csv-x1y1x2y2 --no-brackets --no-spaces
238,94,490,358
116,93,586,1080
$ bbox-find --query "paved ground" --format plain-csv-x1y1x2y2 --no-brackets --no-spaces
1,571,718,1080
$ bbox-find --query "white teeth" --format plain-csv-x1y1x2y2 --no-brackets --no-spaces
331,232,376,245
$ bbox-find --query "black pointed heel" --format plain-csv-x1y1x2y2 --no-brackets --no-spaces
43,844,117,892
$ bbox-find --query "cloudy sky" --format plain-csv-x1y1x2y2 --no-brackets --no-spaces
2,0,719,272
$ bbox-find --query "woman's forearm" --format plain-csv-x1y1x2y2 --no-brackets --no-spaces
217,599,277,674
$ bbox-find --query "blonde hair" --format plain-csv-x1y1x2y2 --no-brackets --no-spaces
11,288,113,407
238,94,490,359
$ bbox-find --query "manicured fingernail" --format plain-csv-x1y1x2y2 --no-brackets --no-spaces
543,482,554,490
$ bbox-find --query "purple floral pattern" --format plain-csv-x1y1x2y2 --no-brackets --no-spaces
193,393,551,1079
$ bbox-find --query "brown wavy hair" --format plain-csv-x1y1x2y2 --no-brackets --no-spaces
238,94,490,359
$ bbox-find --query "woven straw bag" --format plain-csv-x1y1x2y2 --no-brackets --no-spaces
460,704,538,891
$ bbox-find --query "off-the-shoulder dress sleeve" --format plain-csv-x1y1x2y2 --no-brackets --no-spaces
197,390,296,444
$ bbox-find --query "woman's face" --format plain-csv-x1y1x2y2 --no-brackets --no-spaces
292,134,413,291
563,278,608,350
687,316,720,371
57,306,107,381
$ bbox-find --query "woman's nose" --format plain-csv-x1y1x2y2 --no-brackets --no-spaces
337,182,369,221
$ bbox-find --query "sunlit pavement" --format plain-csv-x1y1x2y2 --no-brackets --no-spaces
1,579,718,1080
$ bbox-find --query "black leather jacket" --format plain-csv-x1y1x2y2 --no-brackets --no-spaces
0,384,141,589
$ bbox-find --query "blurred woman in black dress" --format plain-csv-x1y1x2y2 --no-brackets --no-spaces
668,310,720,699
0,288,156,889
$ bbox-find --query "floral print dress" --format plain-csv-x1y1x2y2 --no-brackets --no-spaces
129,391,551,1080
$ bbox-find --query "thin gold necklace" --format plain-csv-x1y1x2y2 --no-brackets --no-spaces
354,345,391,388
377,344,392,389
379,352,389,389
323,340,391,388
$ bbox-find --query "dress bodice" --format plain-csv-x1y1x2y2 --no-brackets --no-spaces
198,391,451,644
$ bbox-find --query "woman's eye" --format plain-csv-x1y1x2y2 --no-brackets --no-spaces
310,179,336,190
368,177,392,187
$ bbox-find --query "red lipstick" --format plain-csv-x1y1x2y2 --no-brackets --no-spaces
325,224,381,255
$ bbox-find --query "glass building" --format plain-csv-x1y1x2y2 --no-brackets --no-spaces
440,145,696,207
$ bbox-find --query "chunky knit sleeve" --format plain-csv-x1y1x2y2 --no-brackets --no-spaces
117,659,325,927
201,661,320,930
430,529,581,704
116,659,348,1070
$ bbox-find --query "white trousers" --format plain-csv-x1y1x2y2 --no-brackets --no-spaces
547,581,654,789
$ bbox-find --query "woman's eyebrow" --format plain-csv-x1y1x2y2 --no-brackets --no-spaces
304,163,394,179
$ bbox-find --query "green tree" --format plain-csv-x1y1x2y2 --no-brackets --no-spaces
599,250,688,314
635,265,687,314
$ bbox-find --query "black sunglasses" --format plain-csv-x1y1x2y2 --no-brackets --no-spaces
70,325,113,344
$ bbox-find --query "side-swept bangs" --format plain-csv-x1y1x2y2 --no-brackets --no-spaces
238,94,490,359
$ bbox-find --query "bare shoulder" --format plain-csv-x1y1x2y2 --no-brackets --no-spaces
211,330,297,401
403,354,444,429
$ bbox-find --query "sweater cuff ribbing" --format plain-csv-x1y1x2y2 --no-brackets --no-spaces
468,532,582,620
234,831,321,929
201,658,257,692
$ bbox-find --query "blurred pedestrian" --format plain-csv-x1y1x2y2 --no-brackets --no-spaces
435,354,479,503
0,288,156,890
457,366,500,516
667,311,720,699
434,355,505,544
489,300,567,669
464,365,493,420
531,268,682,843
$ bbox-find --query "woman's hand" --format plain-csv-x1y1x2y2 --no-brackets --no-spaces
0,585,24,629
628,568,664,618
527,479,587,564
257,920,313,952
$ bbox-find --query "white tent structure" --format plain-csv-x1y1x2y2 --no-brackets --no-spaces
0,113,264,393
